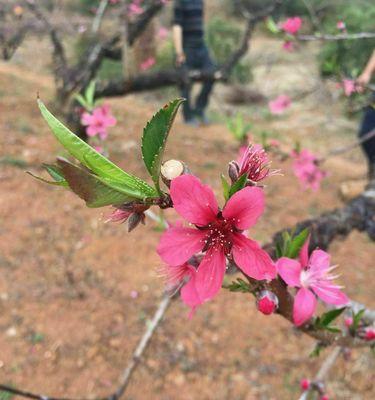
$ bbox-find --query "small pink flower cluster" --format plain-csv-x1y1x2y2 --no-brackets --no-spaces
128,0,144,17
336,20,346,31
268,95,291,115
81,104,117,140
342,79,358,97
280,16,302,51
140,57,156,71
281,17,302,35
291,149,327,191
157,170,347,323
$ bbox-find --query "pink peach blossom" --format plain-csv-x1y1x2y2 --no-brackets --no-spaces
291,149,326,191
81,104,117,139
342,79,357,97
157,175,276,313
336,20,346,31
128,1,143,17
268,95,291,115
281,17,302,35
140,57,156,71
236,144,279,183
277,237,349,326
282,41,294,52
157,26,169,40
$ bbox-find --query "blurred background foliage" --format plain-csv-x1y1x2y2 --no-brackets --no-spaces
71,0,374,82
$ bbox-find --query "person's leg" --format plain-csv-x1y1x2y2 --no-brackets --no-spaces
195,45,215,120
359,102,375,179
178,48,196,123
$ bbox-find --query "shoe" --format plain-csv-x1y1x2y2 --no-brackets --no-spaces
197,114,211,126
184,118,200,127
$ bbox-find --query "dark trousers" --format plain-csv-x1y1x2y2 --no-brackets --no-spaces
359,98,375,169
179,44,215,121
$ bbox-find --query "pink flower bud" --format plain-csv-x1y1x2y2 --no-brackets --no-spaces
344,317,353,327
256,290,278,315
364,327,375,341
228,161,240,182
300,378,310,391
320,395,329,400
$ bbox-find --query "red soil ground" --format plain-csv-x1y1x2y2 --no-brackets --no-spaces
0,34,374,400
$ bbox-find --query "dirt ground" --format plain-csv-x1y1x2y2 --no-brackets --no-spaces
0,30,374,400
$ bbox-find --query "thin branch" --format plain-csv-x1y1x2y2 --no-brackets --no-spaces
112,294,172,399
297,347,342,400
321,129,375,161
24,0,67,72
297,32,375,41
91,0,110,34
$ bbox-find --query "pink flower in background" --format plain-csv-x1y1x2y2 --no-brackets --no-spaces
157,26,169,40
291,149,326,191
282,41,294,52
269,95,291,115
81,104,117,139
336,20,346,31
157,175,276,313
269,139,281,148
342,79,357,97
364,327,375,341
344,317,353,327
300,379,310,391
128,0,144,17
93,145,104,154
277,237,349,326
140,57,156,71
281,17,302,35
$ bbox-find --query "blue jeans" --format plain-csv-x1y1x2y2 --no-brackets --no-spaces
179,44,215,121
359,94,375,166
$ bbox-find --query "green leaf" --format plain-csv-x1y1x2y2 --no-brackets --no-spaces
221,174,230,201
44,163,66,182
266,17,280,34
74,93,89,110
27,171,68,187
352,309,365,331
318,307,347,328
309,343,324,358
228,173,248,198
56,158,137,207
85,80,96,109
286,228,309,259
223,278,250,293
141,98,184,193
38,100,157,200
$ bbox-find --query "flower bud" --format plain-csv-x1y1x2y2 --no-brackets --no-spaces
364,327,375,341
344,317,353,327
300,378,310,391
161,159,188,187
320,395,329,400
256,290,278,315
228,161,240,183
